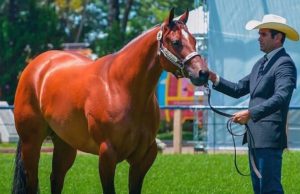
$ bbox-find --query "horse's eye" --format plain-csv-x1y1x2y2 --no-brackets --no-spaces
172,40,181,47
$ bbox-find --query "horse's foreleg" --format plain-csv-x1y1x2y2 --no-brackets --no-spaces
50,134,77,194
99,141,117,194
128,141,158,194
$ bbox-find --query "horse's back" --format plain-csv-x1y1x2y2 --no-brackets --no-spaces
21,50,92,83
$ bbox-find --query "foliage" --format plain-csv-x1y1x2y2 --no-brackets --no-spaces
0,0,65,104
0,0,195,104
92,0,195,56
54,0,94,42
55,0,84,11
1,152,300,193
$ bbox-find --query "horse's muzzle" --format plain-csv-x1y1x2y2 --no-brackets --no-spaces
190,70,209,86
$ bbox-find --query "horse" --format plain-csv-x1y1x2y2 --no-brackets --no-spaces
12,8,209,194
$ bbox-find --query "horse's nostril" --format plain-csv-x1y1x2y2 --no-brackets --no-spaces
190,69,209,86
199,70,207,76
199,70,209,83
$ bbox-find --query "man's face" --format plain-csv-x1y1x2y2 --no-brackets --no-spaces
258,28,277,53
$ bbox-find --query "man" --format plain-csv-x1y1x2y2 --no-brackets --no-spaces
209,14,298,194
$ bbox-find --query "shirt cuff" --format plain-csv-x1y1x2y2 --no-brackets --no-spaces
213,74,220,86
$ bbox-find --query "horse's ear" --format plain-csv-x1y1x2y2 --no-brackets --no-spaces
179,9,189,24
165,8,175,25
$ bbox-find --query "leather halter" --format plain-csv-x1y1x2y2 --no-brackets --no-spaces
156,25,201,78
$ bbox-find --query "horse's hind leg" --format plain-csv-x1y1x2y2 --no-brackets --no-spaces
13,112,49,194
50,133,77,194
128,141,158,194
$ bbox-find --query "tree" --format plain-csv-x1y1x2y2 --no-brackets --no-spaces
52,0,195,56
54,0,90,42
92,0,195,56
0,0,195,103
0,0,65,104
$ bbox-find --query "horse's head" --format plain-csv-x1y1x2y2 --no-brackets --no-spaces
157,8,209,86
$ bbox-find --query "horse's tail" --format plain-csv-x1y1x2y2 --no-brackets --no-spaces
12,140,27,194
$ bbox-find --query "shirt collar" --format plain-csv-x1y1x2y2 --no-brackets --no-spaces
265,47,283,61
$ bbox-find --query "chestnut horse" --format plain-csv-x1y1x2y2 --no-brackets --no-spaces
13,9,208,194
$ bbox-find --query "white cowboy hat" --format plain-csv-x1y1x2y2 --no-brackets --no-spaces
245,14,299,41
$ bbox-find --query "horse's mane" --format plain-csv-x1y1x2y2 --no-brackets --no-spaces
116,19,187,54
117,24,161,53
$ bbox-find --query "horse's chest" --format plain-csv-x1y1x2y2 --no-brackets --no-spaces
112,114,157,148
117,114,156,135
88,101,159,158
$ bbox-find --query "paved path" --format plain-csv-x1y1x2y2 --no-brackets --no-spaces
0,146,198,154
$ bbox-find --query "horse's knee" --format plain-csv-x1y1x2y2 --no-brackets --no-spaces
137,142,157,171
128,142,158,194
128,141,158,168
147,141,158,162
99,141,117,167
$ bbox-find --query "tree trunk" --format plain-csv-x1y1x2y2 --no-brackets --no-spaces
121,0,134,33
8,0,18,22
107,0,119,28
75,0,89,42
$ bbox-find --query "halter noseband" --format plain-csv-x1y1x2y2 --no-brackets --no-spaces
156,26,201,78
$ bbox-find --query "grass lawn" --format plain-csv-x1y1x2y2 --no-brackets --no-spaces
1,151,299,193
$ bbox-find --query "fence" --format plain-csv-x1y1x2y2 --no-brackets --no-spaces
1,105,300,153
160,105,300,153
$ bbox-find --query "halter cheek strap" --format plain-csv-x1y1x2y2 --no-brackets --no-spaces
156,29,201,78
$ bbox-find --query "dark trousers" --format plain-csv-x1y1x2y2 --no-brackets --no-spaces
249,148,284,194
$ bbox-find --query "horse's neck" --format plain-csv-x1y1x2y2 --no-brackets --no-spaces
112,27,162,98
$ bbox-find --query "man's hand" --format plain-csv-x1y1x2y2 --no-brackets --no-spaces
209,70,217,83
232,110,250,125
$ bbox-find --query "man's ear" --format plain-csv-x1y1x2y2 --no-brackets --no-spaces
275,32,283,44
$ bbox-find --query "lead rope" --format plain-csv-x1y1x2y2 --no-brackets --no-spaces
204,84,262,179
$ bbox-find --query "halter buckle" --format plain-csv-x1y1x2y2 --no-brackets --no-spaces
156,30,162,41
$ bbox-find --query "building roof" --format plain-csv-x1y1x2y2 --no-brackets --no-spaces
176,6,208,35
